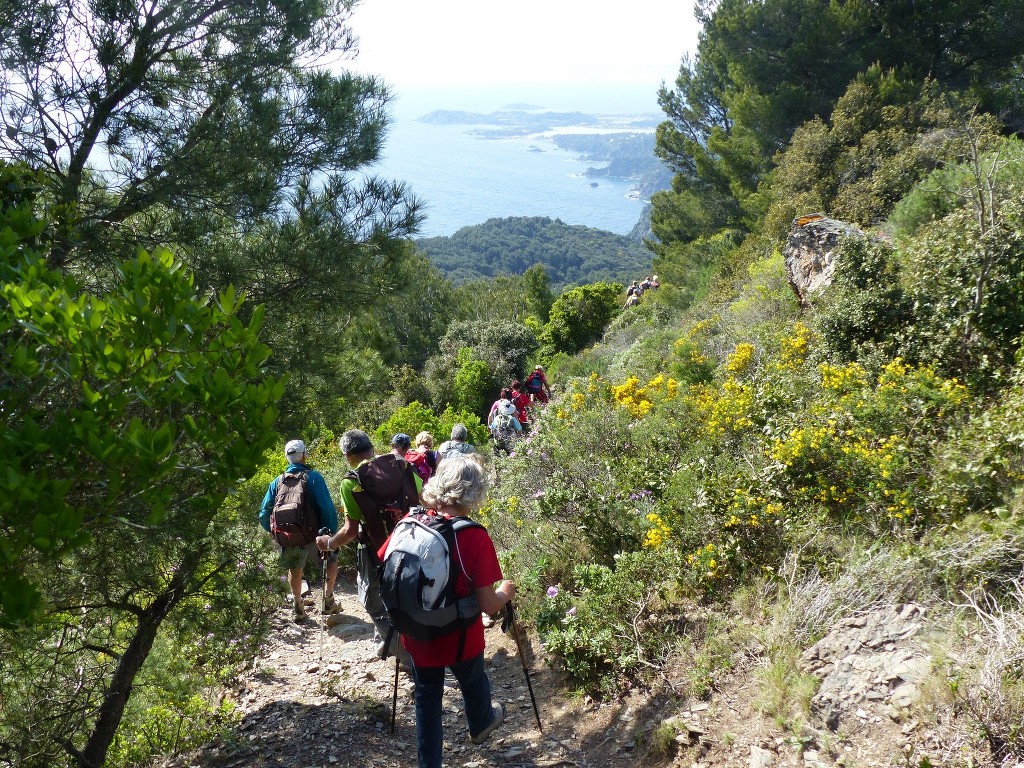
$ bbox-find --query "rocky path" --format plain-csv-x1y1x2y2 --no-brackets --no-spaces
160,573,644,768
160,575,972,768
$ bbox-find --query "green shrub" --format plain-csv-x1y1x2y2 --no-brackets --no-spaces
540,281,623,355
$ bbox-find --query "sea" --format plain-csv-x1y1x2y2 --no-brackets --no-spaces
364,83,667,239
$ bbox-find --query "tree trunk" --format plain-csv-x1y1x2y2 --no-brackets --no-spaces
75,560,196,768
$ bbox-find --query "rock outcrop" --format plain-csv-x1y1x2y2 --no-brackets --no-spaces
783,213,863,306
800,603,931,733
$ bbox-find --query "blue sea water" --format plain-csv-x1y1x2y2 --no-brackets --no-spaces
365,84,666,238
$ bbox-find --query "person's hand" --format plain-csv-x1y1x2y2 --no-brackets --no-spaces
316,534,332,552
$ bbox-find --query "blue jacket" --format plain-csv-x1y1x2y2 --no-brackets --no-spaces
259,463,339,534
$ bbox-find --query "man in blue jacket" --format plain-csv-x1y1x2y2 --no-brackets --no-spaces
260,439,340,623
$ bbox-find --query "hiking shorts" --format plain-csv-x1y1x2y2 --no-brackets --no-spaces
278,541,320,571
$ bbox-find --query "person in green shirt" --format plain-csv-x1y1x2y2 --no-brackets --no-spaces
317,429,420,662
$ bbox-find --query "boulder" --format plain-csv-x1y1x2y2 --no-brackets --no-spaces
783,213,863,306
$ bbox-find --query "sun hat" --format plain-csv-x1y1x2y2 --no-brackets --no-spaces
390,433,412,450
284,439,306,459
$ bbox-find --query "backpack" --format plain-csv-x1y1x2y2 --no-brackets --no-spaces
525,372,543,394
491,413,517,439
379,508,484,656
270,470,320,548
405,448,433,483
347,454,421,554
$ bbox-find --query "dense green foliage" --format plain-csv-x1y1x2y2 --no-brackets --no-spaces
416,216,651,288
0,0,425,433
0,164,283,766
652,0,1024,249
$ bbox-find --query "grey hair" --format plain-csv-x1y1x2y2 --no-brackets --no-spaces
421,454,488,511
450,423,469,441
339,429,374,456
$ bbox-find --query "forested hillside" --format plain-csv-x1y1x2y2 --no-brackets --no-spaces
416,216,652,287
4,2,1024,768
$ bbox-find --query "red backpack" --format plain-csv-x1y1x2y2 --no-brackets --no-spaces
405,448,434,482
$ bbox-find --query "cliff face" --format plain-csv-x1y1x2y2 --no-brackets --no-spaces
783,213,863,306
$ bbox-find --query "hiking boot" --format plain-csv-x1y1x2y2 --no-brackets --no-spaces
323,593,339,613
293,604,307,623
470,702,505,744
302,595,316,606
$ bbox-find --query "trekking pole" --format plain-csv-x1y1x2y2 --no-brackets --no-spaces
503,602,543,732
391,650,400,733
317,527,330,662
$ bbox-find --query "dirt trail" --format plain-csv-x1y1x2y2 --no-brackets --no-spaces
160,572,652,768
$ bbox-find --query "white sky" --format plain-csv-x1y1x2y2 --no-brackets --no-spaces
342,0,701,88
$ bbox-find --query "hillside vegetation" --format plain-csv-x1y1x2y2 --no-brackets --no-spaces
416,216,651,287
4,2,1024,768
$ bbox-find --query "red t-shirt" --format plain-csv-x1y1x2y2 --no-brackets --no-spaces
511,391,532,421
377,514,503,667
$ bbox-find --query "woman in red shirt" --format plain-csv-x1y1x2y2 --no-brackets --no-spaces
378,454,515,768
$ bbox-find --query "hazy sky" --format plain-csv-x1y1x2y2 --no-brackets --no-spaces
342,0,701,89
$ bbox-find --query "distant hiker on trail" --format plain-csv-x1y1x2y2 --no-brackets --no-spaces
626,280,640,298
524,365,551,404
405,431,438,483
650,274,660,290
488,398,523,456
509,380,532,428
437,423,476,460
624,292,639,309
316,429,420,664
376,454,515,768
259,439,340,623
639,276,652,291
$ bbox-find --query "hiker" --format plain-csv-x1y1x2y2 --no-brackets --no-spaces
650,274,660,290
316,429,420,662
624,292,639,309
626,280,640,298
508,380,532,429
488,398,523,455
405,431,438,483
639,275,652,291
390,432,412,459
259,439,340,623
524,365,552,404
436,423,476,460
486,387,513,426
377,454,515,768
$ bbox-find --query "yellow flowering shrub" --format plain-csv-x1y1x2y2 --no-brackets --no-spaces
686,378,755,437
726,343,757,377
767,359,970,523
643,512,672,549
610,373,681,420
781,321,813,367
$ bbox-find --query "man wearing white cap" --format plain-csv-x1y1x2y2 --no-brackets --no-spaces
260,439,340,623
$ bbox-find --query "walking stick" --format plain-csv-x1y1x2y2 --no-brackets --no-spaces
391,650,400,733
317,527,330,662
503,602,543,732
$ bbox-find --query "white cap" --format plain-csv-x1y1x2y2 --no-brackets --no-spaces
284,439,306,459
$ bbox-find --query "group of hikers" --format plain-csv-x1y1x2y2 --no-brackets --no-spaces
623,273,660,308
485,365,551,455
257,366,555,768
